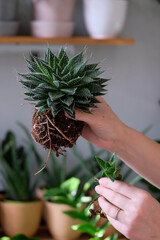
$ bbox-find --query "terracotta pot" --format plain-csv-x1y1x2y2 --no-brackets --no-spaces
0,200,43,237
32,0,76,21
44,201,82,240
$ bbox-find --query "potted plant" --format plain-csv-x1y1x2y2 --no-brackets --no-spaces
43,177,92,240
31,0,76,37
83,0,128,39
0,131,42,237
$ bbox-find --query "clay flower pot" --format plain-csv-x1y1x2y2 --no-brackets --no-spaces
32,0,76,21
0,200,43,237
44,201,82,240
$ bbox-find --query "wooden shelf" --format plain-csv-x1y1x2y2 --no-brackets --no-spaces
0,36,135,45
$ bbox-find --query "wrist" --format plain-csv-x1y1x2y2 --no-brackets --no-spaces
105,123,129,154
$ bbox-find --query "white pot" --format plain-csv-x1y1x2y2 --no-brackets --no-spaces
31,21,74,38
32,0,76,21
83,0,128,39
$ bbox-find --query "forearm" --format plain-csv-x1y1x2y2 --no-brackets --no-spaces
109,125,160,188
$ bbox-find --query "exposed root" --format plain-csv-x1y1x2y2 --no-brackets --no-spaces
31,108,84,158
34,147,51,175
46,115,74,145
34,119,52,175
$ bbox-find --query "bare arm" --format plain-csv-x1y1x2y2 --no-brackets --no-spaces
75,97,160,188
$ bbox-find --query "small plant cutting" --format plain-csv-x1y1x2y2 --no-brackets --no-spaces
63,153,122,240
90,153,122,218
19,48,108,172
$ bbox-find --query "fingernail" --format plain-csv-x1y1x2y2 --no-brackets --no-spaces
95,185,103,194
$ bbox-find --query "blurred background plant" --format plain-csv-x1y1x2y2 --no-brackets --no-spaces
0,130,38,201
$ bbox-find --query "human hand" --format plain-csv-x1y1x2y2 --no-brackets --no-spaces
75,97,126,151
95,178,160,240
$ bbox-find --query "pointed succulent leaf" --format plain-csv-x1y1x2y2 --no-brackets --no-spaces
37,105,48,114
26,59,42,73
67,76,82,86
84,63,99,71
76,88,93,97
45,48,56,68
95,157,107,170
38,82,56,90
86,70,104,78
61,96,74,106
49,91,65,101
61,71,72,82
58,48,69,68
69,50,84,65
73,60,88,76
35,100,47,107
61,88,77,95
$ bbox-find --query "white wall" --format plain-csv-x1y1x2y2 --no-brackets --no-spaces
0,0,160,181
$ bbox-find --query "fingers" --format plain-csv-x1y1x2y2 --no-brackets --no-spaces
98,197,128,225
99,178,140,199
95,185,131,210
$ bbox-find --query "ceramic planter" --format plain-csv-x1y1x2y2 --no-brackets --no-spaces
83,0,128,39
32,0,76,21
0,0,19,21
0,200,43,237
31,21,74,38
44,201,82,240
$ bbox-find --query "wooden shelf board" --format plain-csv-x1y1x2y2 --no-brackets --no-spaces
0,36,135,45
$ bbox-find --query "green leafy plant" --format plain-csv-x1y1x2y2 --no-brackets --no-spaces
19,47,109,159
95,153,122,181
0,131,38,201
43,177,92,208
0,234,39,240
64,205,118,240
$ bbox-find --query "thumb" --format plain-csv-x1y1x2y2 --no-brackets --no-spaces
75,109,95,124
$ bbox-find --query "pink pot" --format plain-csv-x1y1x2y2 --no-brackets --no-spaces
32,0,76,21
31,21,75,38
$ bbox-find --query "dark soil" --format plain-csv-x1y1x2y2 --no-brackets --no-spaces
31,108,84,156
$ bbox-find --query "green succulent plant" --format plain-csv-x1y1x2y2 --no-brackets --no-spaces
19,47,109,158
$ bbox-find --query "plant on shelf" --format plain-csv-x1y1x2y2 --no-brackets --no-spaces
43,177,92,240
19,47,108,172
0,131,42,237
